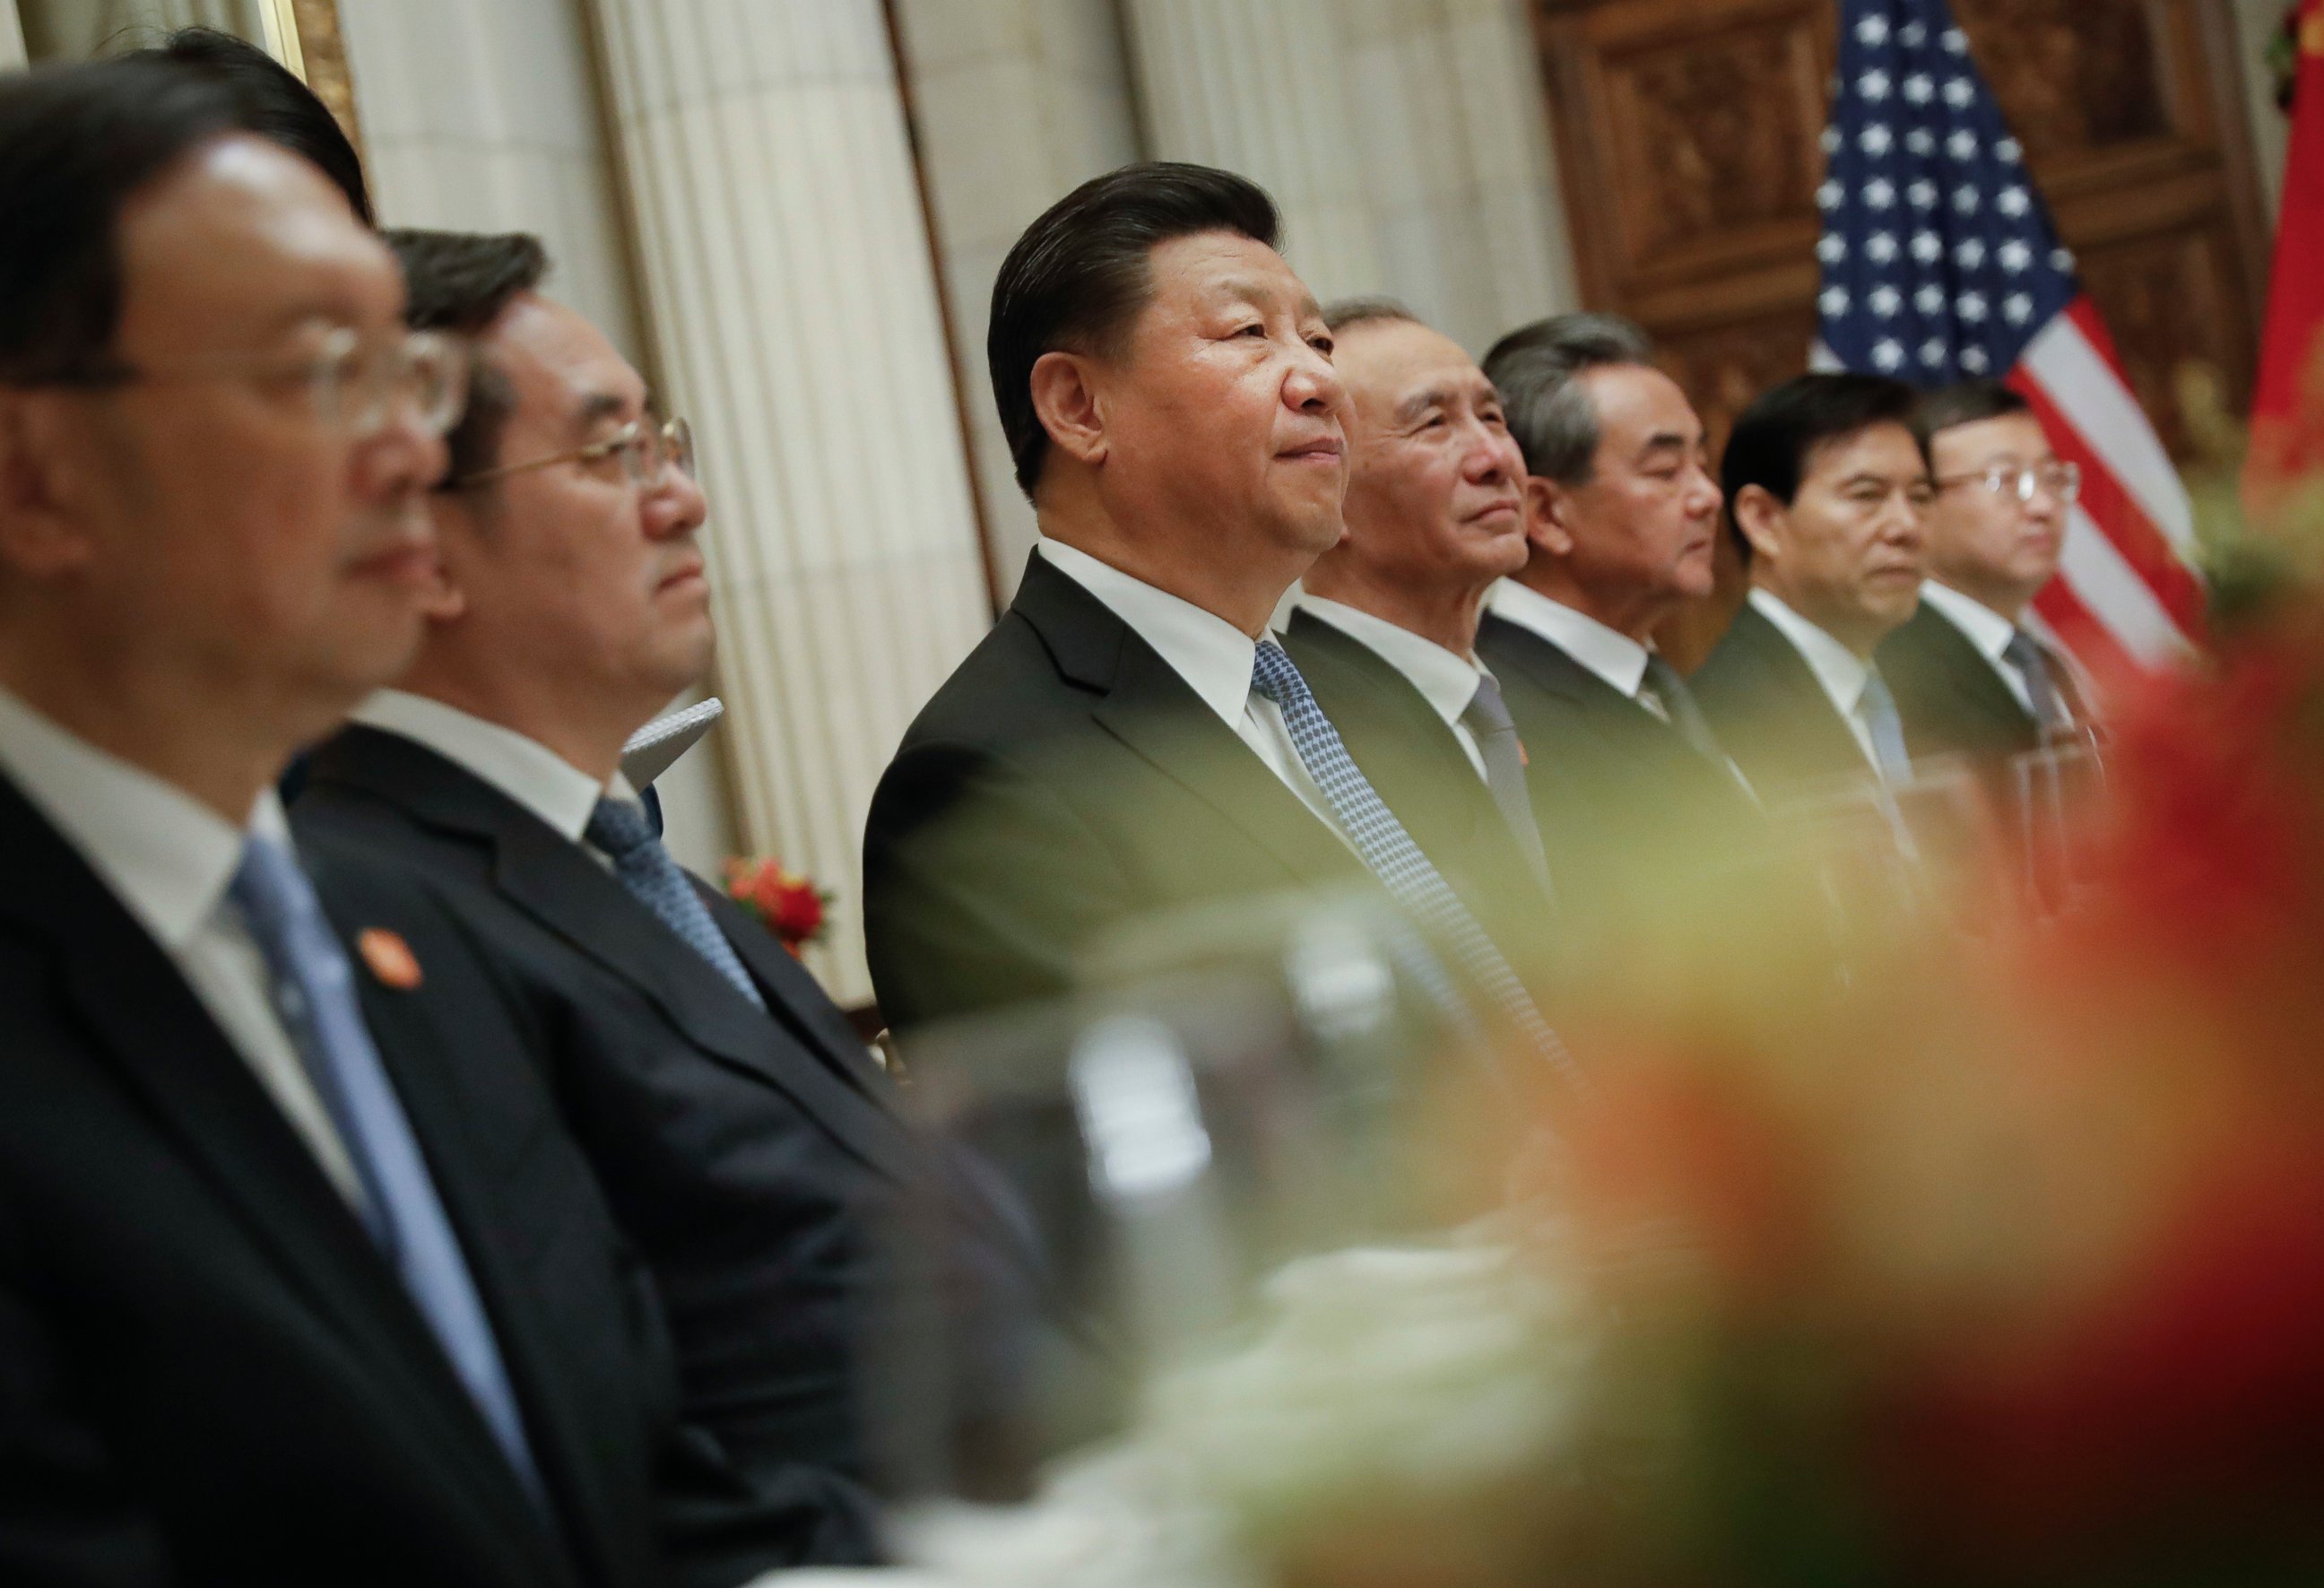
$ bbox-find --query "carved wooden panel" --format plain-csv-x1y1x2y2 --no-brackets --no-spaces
1950,0,2172,162
2076,225,2253,460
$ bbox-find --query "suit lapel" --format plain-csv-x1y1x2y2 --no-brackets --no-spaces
0,777,551,1548
1731,603,1874,780
1478,613,1682,785
1011,560,1363,889
1919,604,2038,742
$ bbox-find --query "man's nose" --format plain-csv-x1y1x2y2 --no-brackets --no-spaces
645,466,709,538
1283,339,1346,415
1463,425,1519,484
354,404,450,498
1686,465,1724,520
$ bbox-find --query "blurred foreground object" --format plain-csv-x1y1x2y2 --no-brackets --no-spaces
2250,0,2324,495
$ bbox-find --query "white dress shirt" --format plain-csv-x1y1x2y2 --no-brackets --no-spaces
1487,579,1653,699
1916,580,2037,716
1293,593,1493,782
0,686,364,1204
353,689,637,858
1747,586,1888,776
1036,538,1350,842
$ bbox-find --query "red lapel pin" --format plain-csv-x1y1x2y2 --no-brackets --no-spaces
357,928,424,991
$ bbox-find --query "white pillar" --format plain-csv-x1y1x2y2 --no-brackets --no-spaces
0,0,25,68
891,0,1143,599
1123,0,1581,353
592,0,993,1005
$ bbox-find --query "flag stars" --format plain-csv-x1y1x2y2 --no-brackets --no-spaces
1996,137,2024,163
1921,336,1950,367
1860,123,1895,155
1856,13,1890,46
1818,232,1848,264
1944,77,1975,108
1959,291,1990,323
1909,179,1938,210
1999,239,2032,273
1998,186,2031,217
2004,293,2035,325
1818,178,1845,211
1901,21,1928,47
1961,345,1991,373
1873,338,1906,371
1904,73,1934,104
2051,246,2077,272
1859,68,1892,101
1954,185,1982,214
1822,126,1843,154
1867,230,1900,264
1907,128,1938,156
1820,284,1851,317
1870,284,1903,318
1947,128,1980,161
1956,238,1987,268
1865,177,1897,209
1915,282,1947,313
1942,27,1969,54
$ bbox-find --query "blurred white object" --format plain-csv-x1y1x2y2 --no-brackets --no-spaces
620,697,724,787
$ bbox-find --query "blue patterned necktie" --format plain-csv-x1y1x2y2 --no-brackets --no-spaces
1856,665,1912,783
229,836,545,1505
586,795,767,1011
1459,673,1555,897
2001,628,2073,736
1251,641,1586,1092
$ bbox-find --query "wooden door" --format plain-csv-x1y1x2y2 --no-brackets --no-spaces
1530,0,2272,666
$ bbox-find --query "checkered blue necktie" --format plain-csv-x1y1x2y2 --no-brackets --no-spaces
1251,641,1585,1092
229,836,546,1506
586,796,767,1011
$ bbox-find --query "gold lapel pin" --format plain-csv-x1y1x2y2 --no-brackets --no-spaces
356,928,424,992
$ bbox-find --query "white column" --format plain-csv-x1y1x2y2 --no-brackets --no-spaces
0,0,24,69
593,0,993,1005
1123,0,1581,352
892,0,1142,599
1122,0,1383,303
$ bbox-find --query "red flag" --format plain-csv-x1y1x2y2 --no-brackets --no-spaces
2250,0,2324,490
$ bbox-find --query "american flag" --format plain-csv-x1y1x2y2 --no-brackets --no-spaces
1815,0,2205,680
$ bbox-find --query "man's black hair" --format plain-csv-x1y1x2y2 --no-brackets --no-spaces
1916,377,2030,439
386,228,551,484
140,28,372,224
0,56,242,384
1720,373,1929,565
987,161,1279,500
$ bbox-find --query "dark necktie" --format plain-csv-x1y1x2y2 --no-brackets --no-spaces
1459,673,1555,896
586,795,767,1011
2001,628,2074,736
230,836,545,1504
1638,654,1726,764
1251,641,1585,1093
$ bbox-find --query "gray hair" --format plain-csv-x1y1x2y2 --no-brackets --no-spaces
1480,312,1655,485
1321,294,1419,334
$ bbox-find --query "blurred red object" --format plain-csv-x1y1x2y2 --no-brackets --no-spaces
722,856,831,957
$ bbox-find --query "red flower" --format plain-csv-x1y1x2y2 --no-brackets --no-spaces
723,856,832,954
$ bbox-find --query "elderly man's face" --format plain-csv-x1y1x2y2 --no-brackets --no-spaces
1335,317,1528,594
43,135,442,717
1547,365,1721,609
1094,230,1348,560
435,294,713,714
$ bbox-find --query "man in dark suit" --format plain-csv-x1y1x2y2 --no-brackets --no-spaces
1693,375,1936,803
1278,298,1555,976
292,228,1015,1498
1877,379,2091,764
863,166,1574,1089
1473,313,1759,916
0,58,846,1584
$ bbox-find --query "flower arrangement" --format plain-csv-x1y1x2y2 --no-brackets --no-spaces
722,855,832,956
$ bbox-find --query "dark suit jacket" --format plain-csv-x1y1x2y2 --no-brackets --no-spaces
295,725,978,1496
1476,610,1764,922
863,551,1375,1033
0,771,853,1588
1877,601,2041,767
1692,601,1896,802
1278,608,1557,985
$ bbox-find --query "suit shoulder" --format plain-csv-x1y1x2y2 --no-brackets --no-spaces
894,608,1087,753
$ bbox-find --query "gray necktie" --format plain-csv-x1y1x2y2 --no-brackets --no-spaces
1639,654,1726,765
1857,665,1912,782
230,836,546,1506
586,796,767,1011
1251,641,1584,1093
2001,628,2072,735
1459,673,1555,895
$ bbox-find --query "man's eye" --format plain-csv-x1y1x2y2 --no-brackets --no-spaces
1309,335,1334,356
1236,323,1267,338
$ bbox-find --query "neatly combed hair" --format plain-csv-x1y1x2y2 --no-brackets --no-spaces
988,161,1279,499
1321,295,1418,334
386,229,550,483
1481,312,1656,484
140,27,371,224
1916,377,2030,438
1720,373,1929,565
0,56,241,384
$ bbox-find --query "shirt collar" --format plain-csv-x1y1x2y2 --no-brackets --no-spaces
1036,537,1262,728
353,689,621,844
1486,579,1652,698
0,684,283,950
1748,586,1874,718
1916,580,2017,666
1291,594,1486,728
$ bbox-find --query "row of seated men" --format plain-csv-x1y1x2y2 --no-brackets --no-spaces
0,34,2092,1588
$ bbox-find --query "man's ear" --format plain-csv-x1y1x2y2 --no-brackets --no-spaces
417,496,471,623
1523,474,1577,559
1730,483,1787,566
1028,349,1109,469
0,395,99,578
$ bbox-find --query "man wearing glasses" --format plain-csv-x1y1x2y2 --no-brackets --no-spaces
291,229,1008,1519
1877,380,2092,764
